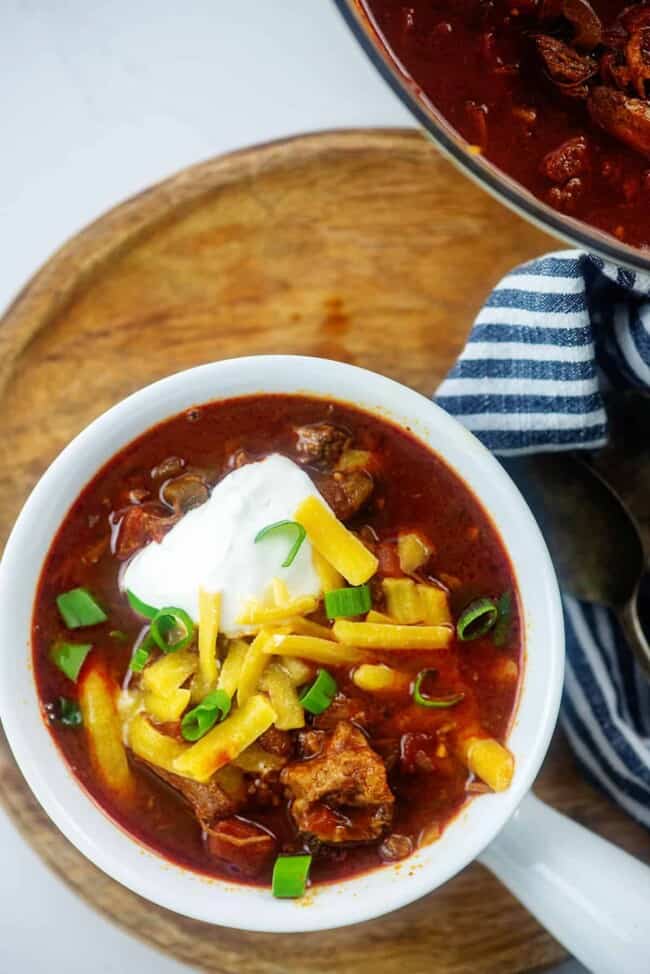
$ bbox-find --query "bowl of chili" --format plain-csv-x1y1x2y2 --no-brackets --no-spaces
0,355,642,961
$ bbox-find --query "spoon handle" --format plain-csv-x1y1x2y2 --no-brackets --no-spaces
617,588,650,681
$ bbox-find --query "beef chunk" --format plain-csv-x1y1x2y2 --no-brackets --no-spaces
205,817,277,877
318,470,374,521
112,505,179,559
379,833,413,863
138,759,242,829
540,135,590,182
312,692,385,732
535,34,597,88
295,423,350,467
588,86,650,158
258,726,294,758
281,721,394,844
297,729,327,758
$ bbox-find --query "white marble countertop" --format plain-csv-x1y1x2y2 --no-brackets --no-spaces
0,1,585,970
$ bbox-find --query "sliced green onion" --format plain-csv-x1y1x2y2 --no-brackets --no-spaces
457,597,499,641
56,588,107,629
150,606,194,653
254,520,306,568
127,589,157,619
272,853,312,898
109,629,128,642
412,669,464,709
130,629,156,672
324,584,372,619
181,689,231,742
493,592,512,647
50,641,92,682
57,697,82,727
130,644,151,673
299,668,337,715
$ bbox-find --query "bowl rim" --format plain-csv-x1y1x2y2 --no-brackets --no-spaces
333,0,650,274
0,355,564,932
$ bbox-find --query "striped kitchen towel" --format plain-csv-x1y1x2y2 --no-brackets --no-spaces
435,249,650,828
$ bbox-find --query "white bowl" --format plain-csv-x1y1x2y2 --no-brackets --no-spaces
0,355,564,933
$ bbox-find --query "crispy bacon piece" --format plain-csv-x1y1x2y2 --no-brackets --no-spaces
282,721,394,845
588,86,650,158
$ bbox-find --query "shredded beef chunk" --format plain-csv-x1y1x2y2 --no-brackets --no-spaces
281,721,394,844
205,817,277,877
295,423,350,467
311,692,385,732
535,34,597,89
318,470,374,522
588,86,650,157
258,726,294,758
138,760,242,830
540,135,591,182
113,505,179,559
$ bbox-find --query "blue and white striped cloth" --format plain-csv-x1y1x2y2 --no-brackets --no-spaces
435,249,650,829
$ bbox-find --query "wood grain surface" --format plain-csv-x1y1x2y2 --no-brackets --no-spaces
0,129,647,974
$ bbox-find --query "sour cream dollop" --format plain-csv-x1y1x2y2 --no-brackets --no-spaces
123,454,324,636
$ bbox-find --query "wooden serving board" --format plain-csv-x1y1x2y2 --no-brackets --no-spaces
0,129,647,974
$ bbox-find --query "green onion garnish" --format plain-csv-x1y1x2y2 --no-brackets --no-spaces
412,669,464,709
493,592,512,647
254,520,306,568
127,589,157,619
181,689,231,742
50,642,92,682
299,668,337,715
57,697,82,727
150,606,194,653
109,629,128,641
56,588,107,629
324,583,371,619
456,597,499,641
271,853,312,898
130,629,156,672
130,644,151,673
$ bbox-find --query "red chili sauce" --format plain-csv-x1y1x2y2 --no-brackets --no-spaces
33,395,521,888
360,0,650,249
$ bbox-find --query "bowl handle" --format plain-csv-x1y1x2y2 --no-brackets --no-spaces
478,792,650,974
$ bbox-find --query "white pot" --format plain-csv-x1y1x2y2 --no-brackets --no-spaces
0,356,647,971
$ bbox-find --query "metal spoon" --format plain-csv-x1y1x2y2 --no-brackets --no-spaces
503,452,650,679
